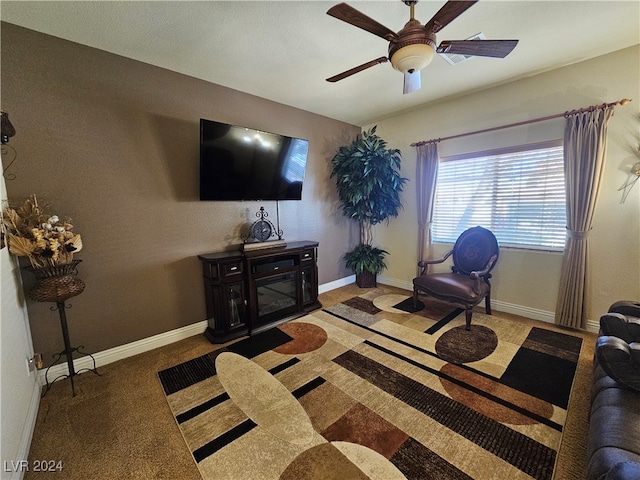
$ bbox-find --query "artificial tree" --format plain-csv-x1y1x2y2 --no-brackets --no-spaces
330,126,408,287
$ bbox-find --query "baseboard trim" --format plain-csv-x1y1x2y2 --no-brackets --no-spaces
490,299,554,323
38,320,208,384
378,275,599,333
9,380,41,480
378,276,412,291
38,277,356,383
585,320,599,333
378,275,557,323
319,275,355,294
38,274,598,384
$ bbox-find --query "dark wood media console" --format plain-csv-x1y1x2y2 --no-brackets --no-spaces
198,241,321,344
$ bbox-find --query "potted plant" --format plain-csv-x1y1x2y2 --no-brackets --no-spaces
2,194,83,269
330,126,408,287
2,194,86,302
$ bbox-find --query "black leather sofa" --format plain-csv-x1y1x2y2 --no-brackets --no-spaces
587,301,640,480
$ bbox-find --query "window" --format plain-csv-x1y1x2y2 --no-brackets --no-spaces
432,140,566,251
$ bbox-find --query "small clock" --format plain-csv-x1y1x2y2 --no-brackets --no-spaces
251,219,272,242
242,206,283,244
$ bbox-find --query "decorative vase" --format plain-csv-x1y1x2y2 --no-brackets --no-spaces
26,259,85,303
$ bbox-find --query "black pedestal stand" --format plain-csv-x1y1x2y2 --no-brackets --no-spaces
41,301,101,397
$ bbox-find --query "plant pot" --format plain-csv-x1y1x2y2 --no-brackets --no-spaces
356,271,377,288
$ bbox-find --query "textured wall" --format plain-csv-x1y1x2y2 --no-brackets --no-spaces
1,23,360,362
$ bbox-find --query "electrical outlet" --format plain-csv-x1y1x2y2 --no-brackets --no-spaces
25,353,43,376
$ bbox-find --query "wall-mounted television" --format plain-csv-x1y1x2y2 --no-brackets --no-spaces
200,119,309,201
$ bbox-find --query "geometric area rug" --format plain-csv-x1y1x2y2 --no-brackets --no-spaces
158,293,583,480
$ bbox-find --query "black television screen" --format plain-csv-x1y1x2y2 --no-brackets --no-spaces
200,119,309,201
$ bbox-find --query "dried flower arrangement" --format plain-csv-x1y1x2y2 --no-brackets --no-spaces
2,194,82,268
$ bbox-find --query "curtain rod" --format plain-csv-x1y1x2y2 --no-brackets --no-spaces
411,98,632,147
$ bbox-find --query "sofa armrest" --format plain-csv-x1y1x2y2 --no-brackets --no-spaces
604,461,640,480
609,301,640,318
600,313,640,343
596,335,640,392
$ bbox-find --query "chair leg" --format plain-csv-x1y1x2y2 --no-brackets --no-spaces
413,289,419,310
485,293,492,315
465,307,472,331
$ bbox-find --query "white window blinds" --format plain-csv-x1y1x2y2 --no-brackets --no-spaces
432,140,566,251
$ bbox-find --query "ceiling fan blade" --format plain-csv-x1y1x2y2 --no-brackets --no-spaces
327,3,398,41
403,71,421,94
326,57,389,83
424,1,478,33
436,39,519,58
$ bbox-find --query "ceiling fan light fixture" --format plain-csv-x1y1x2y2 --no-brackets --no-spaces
390,43,435,74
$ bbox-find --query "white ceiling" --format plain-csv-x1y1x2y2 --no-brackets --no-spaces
1,1,639,126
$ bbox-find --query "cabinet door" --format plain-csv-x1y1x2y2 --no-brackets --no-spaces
224,281,247,329
301,265,317,307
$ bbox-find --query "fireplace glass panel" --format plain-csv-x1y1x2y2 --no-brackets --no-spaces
256,272,298,324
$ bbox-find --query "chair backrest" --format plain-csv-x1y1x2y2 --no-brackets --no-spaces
451,226,499,276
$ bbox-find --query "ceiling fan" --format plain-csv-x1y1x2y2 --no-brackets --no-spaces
326,0,519,94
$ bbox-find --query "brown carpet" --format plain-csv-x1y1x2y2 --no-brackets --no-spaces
159,288,595,480
23,285,596,480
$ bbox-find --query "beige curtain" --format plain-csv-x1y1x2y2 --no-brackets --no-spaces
555,106,615,329
416,142,439,268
